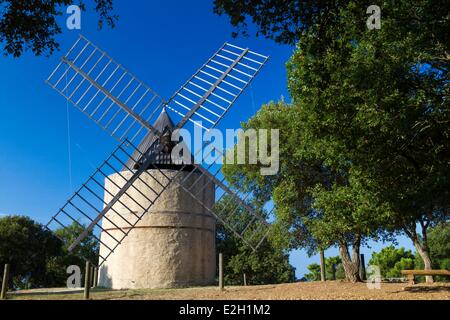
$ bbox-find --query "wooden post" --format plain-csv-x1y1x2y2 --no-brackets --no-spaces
92,267,98,288
1,264,10,300
84,261,91,300
359,254,366,281
319,250,326,282
243,273,247,286
408,274,415,285
90,266,96,288
219,253,224,291
91,266,95,287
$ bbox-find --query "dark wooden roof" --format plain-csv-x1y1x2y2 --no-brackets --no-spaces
124,109,195,171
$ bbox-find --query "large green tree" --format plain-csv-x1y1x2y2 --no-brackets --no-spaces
218,0,449,283
222,101,328,255
286,1,449,282
0,0,117,57
222,101,391,282
0,216,62,289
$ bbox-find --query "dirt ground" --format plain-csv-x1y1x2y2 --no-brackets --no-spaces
9,281,450,300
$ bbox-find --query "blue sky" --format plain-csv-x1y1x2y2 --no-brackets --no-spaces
0,0,415,278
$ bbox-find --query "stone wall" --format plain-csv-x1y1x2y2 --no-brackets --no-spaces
98,169,216,289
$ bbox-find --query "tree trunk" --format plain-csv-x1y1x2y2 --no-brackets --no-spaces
338,239,362,283
359,254,366,281
319,250,326,282
414,239,434,284
405,223,434,284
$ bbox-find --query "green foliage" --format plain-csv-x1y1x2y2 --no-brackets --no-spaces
307,175,393,248
222,101,332,255
427,222,450,270
390,258,415,278
213,0,378,45
0,216,99,289
304,263,321,281
414,222,450,281
369,246,416,278
215,195,296,285
0,215,62,289
46,222,99,287
0,0,117,57
220,0,449,280
223,244,296,285
286,0,449,270
325,256,345,280
305,256,345,281
286,0,449,233
218,0,450,278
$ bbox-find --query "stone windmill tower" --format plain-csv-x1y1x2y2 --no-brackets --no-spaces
45,35,271,289
99,109,216,289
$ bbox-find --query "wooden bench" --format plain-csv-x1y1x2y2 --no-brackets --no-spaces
401,270,450,285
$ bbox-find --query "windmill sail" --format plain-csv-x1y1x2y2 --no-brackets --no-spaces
165,43,269,131
46,35,165,145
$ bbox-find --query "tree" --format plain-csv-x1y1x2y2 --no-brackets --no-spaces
217,0,449,284
427,222,450,271
305,256,345,281
223,101,393,282
46,222,99,287
213,0,355,45
0,0,117,57
0,216,99,289
215,195,296,285
286,1,449,282
369,246,416,278
306,175,393,282
305,263,321,282
0,215,62,289
222,101,333,255
414,222,450,281
222,242,296,285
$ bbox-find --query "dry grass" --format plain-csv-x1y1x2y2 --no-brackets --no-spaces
8,281,450,300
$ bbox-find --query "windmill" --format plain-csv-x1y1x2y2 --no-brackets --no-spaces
45,35,272,289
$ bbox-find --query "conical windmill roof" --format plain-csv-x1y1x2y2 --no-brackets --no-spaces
124,109,195,171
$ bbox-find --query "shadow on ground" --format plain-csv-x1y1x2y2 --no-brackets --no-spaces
9,288,114,299
11,290,83,298
403,285,450,293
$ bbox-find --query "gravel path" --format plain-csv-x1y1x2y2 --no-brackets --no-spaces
10,281,449,300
